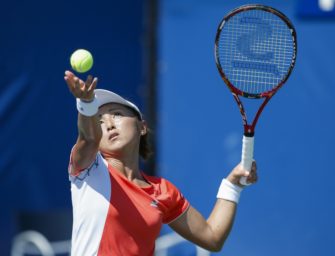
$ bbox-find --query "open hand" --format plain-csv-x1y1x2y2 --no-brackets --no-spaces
64,70,98,101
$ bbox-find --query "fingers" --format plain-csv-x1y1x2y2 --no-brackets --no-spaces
64,70,98,101
65,70,74,78
85,75,93,89
251,160,257,172
246,161,258,184
64,70,74,89
85,76,98,92
74,77,82,91
226,161,258,187
88,77,98,91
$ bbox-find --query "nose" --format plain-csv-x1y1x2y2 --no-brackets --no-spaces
104,118,116,131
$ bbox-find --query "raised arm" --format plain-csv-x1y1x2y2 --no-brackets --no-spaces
169,162,257,252
64,70,101,175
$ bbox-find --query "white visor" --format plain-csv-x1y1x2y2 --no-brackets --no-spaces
95,89,142,119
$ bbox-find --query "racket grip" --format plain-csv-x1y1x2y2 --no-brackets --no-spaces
240,135,254,186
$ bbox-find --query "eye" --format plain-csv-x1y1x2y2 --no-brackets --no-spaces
113,112,123,118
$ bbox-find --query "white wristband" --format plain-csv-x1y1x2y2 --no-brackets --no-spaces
217,179,243,204
76,97,99,116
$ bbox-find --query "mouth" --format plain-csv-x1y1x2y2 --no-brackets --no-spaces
108,132,119,140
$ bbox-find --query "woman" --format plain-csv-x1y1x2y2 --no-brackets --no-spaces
64,70,258,256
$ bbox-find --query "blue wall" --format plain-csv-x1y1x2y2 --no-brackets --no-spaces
157,0,335,255
0,0,145,254
2,0,335,255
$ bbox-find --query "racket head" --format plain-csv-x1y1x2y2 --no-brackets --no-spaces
215,4,297,99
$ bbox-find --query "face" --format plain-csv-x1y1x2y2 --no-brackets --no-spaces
98,103,146,157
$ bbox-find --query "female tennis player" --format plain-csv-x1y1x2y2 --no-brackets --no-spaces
64,70,258,256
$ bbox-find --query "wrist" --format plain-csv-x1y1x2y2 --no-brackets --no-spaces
80,97,95,103
217,178,243,204
76,96,99,116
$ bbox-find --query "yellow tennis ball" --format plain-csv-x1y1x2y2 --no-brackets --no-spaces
70,49,93,73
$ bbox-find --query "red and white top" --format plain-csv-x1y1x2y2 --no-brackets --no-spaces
69,152,189,256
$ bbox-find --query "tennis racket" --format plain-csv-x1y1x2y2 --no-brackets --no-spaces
214,4,297,185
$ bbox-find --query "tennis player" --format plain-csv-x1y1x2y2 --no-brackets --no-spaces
64,70,258,256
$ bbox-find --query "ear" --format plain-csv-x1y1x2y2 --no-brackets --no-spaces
139,120,148,136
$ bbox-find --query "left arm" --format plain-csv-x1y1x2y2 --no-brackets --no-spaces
169,200,236,252
169,162,257,252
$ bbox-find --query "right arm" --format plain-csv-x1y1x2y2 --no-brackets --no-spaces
64,70,101,175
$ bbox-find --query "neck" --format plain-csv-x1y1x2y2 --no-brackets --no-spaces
101,150,141,181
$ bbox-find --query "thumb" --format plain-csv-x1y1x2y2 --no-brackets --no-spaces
243,171,250,177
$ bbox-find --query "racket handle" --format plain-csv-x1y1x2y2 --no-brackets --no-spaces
240,135,254,186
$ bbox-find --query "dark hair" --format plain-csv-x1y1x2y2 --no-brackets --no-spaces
124,105,152,160
139,131,153,160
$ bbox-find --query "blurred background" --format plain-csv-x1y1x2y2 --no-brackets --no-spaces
1,0,335,255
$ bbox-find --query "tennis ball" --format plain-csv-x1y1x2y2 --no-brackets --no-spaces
70,49,93,73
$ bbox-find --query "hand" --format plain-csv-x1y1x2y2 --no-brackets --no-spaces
226,161,258,187
64,70,98,101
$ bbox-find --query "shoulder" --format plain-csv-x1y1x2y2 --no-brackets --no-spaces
144,174,189,224
69,152,107,182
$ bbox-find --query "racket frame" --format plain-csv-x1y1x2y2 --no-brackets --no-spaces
214,4,297,136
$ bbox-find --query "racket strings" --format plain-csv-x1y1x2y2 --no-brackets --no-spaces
217,9,295,95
